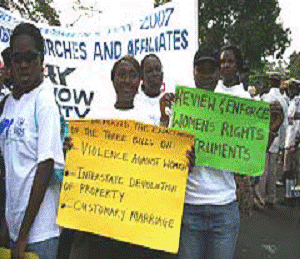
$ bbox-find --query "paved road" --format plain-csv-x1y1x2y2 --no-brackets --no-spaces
235,204,300,259
70,204,300,259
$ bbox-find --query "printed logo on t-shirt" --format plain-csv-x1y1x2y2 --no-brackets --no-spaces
14,117,25,137
0,118,14,137
150,114,155,121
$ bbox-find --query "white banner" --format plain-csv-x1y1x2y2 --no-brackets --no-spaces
0,1,198,119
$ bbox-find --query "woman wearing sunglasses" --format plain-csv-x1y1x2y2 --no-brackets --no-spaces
0,23,64,259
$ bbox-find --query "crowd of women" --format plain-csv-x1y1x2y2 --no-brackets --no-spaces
0,22,289,259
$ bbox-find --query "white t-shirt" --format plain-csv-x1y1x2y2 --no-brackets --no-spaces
185,80,255,205
185,81,251,205
215,80,251,99
0,87,10,102
285,96,300,148
283,92,290,107
134,90,163,126
261,88,288,153
100,105,145,122
185,166,237,205
0,82,65,243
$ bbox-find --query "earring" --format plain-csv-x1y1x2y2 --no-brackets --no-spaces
161,82,166,93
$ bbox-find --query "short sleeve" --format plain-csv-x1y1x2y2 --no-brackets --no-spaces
36,85,65,169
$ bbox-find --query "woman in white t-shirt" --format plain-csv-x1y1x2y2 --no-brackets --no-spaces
100,55,143,122
0,23,64,259
160,46,283,259
215,45,255,217
159,47,240,259
215,45,251,98
111,55,140,111
135,54,165,125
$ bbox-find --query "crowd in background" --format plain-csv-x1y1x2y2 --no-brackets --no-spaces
0,21,296,259
248,74,300,209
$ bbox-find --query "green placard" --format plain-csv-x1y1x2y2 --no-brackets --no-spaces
171,86,270,176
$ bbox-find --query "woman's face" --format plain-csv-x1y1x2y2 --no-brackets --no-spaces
113,60,140,104
220,50,238,81
194,60,219,91
10,34,43,93
142,57,162,94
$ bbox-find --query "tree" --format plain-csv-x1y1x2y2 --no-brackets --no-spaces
198,0,291,69
154,0,172,8
67,0,102,27
0,0,8,10
5,0,60,26
289,51,300,79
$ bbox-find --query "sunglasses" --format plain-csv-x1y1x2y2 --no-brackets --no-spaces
11,51,40,64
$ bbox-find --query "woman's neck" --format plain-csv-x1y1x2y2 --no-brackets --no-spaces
13,78,43,100
142,85,161,98
223,77,240,88
114,100,134,110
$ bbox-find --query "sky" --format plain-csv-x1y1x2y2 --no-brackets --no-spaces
55,0,152,27
43,0,299,62
277,0,300,60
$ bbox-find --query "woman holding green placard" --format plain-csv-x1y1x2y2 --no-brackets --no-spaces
160,46,283,259
176,48,241,259
216,45,254,215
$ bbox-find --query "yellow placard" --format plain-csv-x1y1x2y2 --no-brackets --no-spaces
0,248,39,259
57,119,194,253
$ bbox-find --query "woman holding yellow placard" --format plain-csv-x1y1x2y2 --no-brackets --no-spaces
111,55,141,111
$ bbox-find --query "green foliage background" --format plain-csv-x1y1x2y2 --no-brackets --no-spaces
198,0,291,70
1,0,60,25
